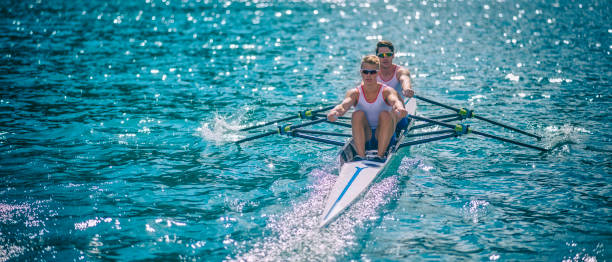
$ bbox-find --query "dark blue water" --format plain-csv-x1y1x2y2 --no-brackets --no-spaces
1,0,610,261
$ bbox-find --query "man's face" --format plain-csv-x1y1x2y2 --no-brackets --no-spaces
361,63,378,84
376,47,394,67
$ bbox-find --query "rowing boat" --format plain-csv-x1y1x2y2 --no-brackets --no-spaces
319,98,417,227
235,95,546,227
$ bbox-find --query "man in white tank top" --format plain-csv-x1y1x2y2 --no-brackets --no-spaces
326,55,407,162
375,41,414,131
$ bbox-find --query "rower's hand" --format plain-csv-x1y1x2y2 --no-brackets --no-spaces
393,106,408,119
327,110,338,122
403,88,414,98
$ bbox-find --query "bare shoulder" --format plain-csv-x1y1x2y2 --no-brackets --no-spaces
382,85,399,96
397,66,411,76
343,87,360,103
346,87,359,97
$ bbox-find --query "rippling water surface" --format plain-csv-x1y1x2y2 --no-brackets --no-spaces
1,0,610,261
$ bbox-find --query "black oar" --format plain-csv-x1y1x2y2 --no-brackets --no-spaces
414,95,542,140
408,114,548,152
315,113,350,120
290,132,345,146
399,133,458,149
239,105,335,131
235,118,328,144
292,129,352,137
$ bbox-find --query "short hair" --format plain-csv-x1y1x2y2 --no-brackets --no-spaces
375,40,395,54
361,55,380,69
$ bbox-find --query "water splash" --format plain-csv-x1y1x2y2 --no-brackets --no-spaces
231,169,400,261
461,199,490,224
399,157,434,174
196,112,248,144
542,124,591,152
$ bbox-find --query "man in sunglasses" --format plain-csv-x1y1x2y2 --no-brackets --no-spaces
375,40,414,131
326,55,407,162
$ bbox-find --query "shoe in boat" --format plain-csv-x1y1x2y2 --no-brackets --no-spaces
371,156,386,163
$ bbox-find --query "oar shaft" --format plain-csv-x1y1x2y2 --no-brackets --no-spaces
235,130,278,144
290,132,345,146
442,116,462,122
293,129,352,137
315,113,350,120
327,121,352,128
407,114,547,151
240,114,297,131
470,130,548,151
405,129,454,138
399,133,457,149
290,118,328,129
409,114,455,129
412,122,437,130
414,95,541,139
431,113,461,120
411,114,459,130
235,118,328,144
240,105,335,131
414,95,459,112
474,115,541,140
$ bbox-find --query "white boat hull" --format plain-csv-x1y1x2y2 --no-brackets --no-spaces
319,159,390,227
319,98,417,227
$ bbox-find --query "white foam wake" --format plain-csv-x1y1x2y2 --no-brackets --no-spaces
230,169,400,261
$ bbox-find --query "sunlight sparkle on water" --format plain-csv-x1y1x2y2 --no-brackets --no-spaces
505,73,520,82
232,170,400,261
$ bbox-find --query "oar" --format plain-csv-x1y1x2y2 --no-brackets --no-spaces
239,105,335,131
399,133,458,149
315,113,350,120
292,129,351,137
414,95,542,140
408,114,548,152
235,118,328,144
289,132,345,146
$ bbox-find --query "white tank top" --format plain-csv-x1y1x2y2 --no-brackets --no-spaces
377,65,403,99
355,84,392,128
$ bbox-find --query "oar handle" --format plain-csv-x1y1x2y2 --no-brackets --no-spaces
289,118,328,129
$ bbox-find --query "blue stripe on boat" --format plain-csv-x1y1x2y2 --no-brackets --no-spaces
323,165,367,221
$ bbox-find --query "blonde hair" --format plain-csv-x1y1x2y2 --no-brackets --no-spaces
361,55,380,69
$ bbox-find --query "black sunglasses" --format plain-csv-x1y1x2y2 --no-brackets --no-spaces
361,69,378,75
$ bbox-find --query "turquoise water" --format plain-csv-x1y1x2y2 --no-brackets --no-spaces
1,0,610,260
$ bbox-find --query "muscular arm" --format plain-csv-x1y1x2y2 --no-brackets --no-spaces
383,87,408,119
397,67,414,98
327,89,359,122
